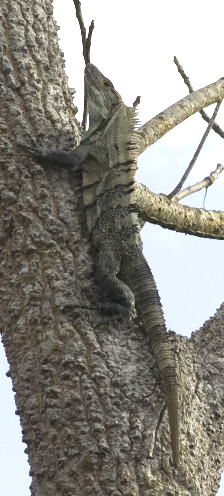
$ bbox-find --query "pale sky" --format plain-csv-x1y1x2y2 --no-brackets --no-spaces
0,1,223,494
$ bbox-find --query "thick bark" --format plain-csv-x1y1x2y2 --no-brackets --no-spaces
0,1,224,495
135,184,224,240
137,78,224,155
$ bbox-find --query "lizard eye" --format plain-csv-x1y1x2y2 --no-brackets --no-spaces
103,79,113,88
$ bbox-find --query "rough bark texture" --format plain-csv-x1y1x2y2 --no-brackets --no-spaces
137,78,224,155
0,1,224,495
135,184,224,240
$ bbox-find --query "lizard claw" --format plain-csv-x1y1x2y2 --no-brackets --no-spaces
18,141,49,161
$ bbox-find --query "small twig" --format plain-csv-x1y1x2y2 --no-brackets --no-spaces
82,81,88,131
174,56,193,93
133,95,141,108
85,20,94,64
72,0,94,64
203,187,208,208
174,56,224,139
73,0,95,130
168,100,222,199
73,0,87,58
172,163,224,202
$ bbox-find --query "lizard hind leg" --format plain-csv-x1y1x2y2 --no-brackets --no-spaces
94,249,135,313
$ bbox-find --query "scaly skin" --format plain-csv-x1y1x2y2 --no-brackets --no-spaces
83,64,179,465
22,63,179,466
120,251,179,466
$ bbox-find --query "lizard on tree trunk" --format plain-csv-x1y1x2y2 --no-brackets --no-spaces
22,63,180,467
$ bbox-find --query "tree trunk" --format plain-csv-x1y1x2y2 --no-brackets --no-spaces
0,1,224,494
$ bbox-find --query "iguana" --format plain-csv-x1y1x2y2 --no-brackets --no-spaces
23,63,180,466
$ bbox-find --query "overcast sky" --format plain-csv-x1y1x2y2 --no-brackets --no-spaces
0,1,223,494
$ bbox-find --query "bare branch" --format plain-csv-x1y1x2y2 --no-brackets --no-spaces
136,78,224,156
174,56,224,139
72,1,95,130
82,82,88,130
72,0,94,64
168,100,222,199
85,20,94,64
135,183,224,240
173,163,224,202
173,56,194,93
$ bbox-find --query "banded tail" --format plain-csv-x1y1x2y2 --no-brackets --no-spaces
121,251,179,466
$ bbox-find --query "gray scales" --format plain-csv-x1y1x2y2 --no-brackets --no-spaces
24,63,180,466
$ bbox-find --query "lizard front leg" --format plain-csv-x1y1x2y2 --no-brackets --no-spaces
94,245,135,312
18,142,89,169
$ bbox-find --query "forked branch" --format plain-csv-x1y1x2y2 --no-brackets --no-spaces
174,56,224,139
72,0,94,64
72,0,95,130
168,100,222,199
136,78,224,156
173,163,224,202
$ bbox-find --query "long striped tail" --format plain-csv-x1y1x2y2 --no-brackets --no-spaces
121,252,179,466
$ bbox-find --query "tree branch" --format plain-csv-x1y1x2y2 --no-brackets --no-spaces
168,101,222,199
72,0,94,64
174,56,224,139
136,78,224,156
85,20,94,63
135,183,224,240
172,163,224,202
72,0,95,130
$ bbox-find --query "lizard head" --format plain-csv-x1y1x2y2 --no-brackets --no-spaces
85,63,122,123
